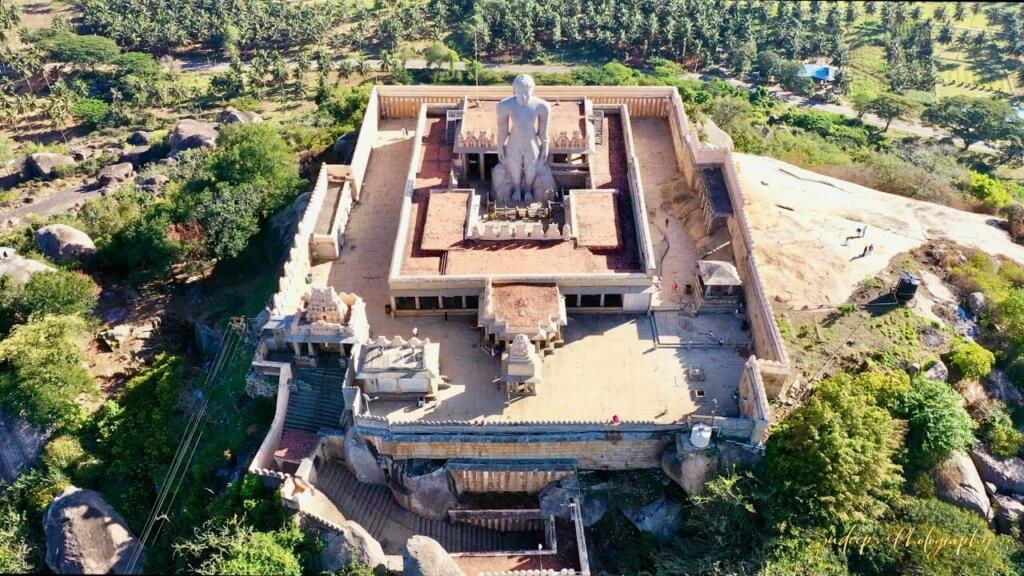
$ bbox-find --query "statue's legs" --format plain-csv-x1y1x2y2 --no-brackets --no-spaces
506,154,524,202
522,157,538,203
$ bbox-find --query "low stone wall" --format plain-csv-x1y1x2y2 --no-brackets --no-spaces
738,357,771,445
248,353,294,477
618,106,658,275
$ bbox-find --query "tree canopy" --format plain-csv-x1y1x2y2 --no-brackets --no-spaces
765,375,902,530
922,96,1022,150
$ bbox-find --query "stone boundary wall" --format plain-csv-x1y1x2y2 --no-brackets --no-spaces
617,105,658,275
665,89,792,400
248,352,294,476
349,88,379,200
738,356,771,445
270,163,329,315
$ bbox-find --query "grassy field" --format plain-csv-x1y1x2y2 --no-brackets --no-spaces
842,1,1020,99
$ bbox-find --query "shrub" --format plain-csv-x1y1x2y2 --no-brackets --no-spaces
766,376,902,529
983,405,1024,458
948,339,995,380
39,32,120,66
854,370,912,411
968,171,1014,213
0,315,95,431
13,270,96,323
71,98,112,130
173,518,304,576
901,378,976,468
42,434,86,473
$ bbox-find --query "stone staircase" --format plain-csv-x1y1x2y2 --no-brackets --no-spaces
284,364,346,433
314,460,509,554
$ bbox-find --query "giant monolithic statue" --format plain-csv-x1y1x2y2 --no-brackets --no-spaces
494,74,557,205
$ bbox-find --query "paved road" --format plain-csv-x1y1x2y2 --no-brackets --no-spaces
170,55,573,75
0,182,101,223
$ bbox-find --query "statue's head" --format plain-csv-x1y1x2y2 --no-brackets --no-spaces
512,74,535,105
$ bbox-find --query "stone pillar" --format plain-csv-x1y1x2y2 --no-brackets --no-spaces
292,342,302,356
307,342,315,356
478,153,486,181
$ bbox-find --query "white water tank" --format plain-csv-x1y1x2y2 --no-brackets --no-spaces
690,423,713,449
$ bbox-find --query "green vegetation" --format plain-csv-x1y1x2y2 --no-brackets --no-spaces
948,338,995,380
766,375,902,529
900,377,976,469
0,315,95,431
173,518,307,576
922,96,1022,151
0,270,96,335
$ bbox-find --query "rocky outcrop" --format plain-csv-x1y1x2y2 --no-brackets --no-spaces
539,476,579,520
992,494,1024,534
0,247,55,284
193,320,222,360
170,119,218,155
390,467,457,521
0,408,49,484
402,536,465,576
343,429,386,485
966,292,986,317
622,495,684,544
121,145,154,166
578,489,609,527
932,450,993,520
45,486,142,574
970,446,1024,495
986,370,1024,406
35,224,96,263
127,131,152,145
321,521,387,574
27,153,74,179
925,360,949,382
661,447,715,497
140,174,170,194
221,107,263,124
98,162,135,186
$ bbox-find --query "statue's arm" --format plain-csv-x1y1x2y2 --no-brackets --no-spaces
538,102,550,160
497,102,509,163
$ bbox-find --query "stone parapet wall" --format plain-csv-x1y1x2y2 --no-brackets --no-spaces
270,163,329,315
363,435,672,470
738,356,771,445
617,105,658,275
248,350,294,474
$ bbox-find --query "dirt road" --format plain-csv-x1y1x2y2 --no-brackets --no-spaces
0,183,102,223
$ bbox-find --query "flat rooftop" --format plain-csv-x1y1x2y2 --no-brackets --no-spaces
400,113,643,278
306,115,747,424
572,189,620,249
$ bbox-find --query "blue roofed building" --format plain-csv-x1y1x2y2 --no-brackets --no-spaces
799,63,837,83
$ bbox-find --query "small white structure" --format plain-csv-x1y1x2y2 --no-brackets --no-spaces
690,423,713,449
502,334,543,397
354,336,442,397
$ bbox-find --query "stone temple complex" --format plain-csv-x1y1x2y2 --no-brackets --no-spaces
247,78,790,573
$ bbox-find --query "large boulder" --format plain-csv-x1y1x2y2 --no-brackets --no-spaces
539,476,579,520
661,447,716,497
343,429,386,485
402,536,464,576
0,408,49,484
35,224,96,263
120,145,154,166
98,162,135,186
220,107,263,125
140,174,170,194
932,450,993,520
321,521,387,574
966,292,987,317
45,486,142,574
193,320,222,361
169,119,218,155
27,153,75,179
992,494,1024,534
986,370,1024,407
925,360,950,383
126,131,152,146
578,489,610,528
0,247,55,284
970,446,1024,495
621,494,684,544
390,467,457,521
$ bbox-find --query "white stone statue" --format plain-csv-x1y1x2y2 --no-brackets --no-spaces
495,74,550,205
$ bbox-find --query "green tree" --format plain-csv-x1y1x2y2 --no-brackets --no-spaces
868,93,923,132
901,378,976,468
10,269,96,325
71,98,112,130
778,60,812,94
968,171,1014,212
766,376,902,529
922,96,1020,150
0,505,33,573
173,518,303,576
0,315,95,430
182,123,303,260
755,50,782,80
39,32,120,67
